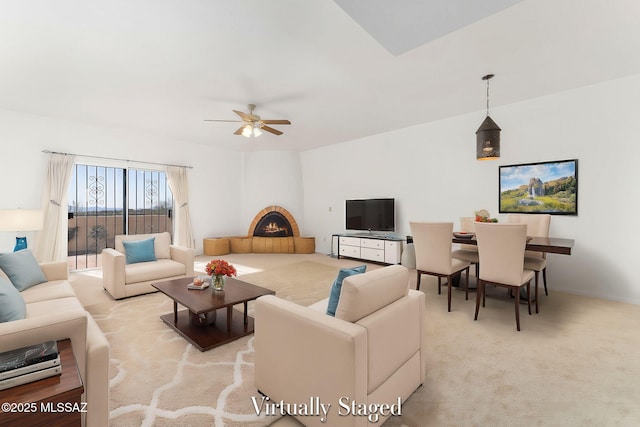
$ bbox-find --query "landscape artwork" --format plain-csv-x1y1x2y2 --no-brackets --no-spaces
499,159,578,215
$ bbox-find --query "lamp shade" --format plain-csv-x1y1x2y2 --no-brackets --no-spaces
476,115,501,160
0,210,44,232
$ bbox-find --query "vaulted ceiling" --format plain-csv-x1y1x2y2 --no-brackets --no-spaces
1,0,639,151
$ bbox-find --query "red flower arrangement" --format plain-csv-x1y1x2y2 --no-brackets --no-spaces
205,259,237,278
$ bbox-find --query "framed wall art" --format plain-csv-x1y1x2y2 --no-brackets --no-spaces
499,159,578,215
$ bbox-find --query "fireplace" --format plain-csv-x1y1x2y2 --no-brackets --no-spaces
253,212,293,237
248,206,299,237
203,206,315,255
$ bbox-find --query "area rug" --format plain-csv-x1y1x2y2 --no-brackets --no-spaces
86,261,340,426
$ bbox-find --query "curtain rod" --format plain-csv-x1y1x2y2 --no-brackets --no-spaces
42,150,193,169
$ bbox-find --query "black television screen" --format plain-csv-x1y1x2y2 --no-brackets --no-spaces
345,198,395,232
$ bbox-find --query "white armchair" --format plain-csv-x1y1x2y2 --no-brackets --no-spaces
254,265,425,427
102,232,194,299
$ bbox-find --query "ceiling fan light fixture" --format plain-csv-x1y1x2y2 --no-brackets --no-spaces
241,123,263,138
241,125,253,137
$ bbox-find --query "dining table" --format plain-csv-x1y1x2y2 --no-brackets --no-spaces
449,233,574,292
452,234,574,255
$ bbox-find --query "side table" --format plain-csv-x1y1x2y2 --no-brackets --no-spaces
0,339,84,426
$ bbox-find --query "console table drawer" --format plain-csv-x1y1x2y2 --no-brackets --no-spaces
361,247,384,262
339,236,360,246
360,239,384,249
339,245,360,258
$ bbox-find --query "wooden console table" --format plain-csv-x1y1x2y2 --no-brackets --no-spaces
0,339,84,426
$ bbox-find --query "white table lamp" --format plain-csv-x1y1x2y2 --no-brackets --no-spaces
0,209,44,251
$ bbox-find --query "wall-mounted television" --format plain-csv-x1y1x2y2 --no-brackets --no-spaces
345,198,395,232
499,159,578,215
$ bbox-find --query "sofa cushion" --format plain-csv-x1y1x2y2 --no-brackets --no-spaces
122,237,157,264
115,232,172,259
20,280,77,304
326,265,366,317
125,259,186,284
25,296,85,318
335,265,409,323
0,250,48,291
0,278,26,322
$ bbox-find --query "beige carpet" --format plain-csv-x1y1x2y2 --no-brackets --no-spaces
73,254,640,426
83,260,343,426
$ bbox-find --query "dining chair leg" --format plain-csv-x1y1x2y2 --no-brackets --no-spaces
482,282,486,307
535,275,539,314
464,267,470,300
474,280,483,320
447,275,452,312
416,271,421,291
543,267,548,296
527,282,532,316
514,287,521,331
438,277,442,295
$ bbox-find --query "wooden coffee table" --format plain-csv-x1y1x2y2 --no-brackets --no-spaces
152,277,275,351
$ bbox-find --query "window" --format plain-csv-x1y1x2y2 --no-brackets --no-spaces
67,165,173,271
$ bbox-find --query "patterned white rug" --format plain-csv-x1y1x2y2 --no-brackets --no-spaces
86,261,340,426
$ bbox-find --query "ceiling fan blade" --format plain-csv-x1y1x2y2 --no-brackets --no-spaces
261,125,283,135
203,119,242,122
234,126,245,135
233,110,250,120
262,120,291,125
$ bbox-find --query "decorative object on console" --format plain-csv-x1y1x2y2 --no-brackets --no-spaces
499,159,578,215
0,210,43,252
205,259,237,291
476,73,501,160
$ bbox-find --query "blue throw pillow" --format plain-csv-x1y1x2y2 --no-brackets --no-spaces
0,278,26,322
122,237,157,264
0,249,48,291
326,265,367,317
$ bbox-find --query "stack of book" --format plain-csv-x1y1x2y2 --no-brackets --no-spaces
0,341,61,391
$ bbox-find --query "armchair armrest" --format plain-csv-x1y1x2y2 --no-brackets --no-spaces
170,245,195,276
0,310,89,379
254,295,368,426
101,248,126,299
39,261,69,281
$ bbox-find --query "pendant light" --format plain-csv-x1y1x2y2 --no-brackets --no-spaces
476,74,501,160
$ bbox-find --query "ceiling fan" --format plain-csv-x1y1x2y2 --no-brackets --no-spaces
204,104,291,137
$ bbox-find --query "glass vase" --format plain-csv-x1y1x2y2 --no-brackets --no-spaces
212,275,225,291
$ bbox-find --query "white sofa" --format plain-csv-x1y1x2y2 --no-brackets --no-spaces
0,261,110,427
102,232,195,299
254,265,425,427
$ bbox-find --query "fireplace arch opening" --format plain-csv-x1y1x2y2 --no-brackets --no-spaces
248,206,300,237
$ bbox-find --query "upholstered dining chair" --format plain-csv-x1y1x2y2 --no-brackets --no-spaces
474,223,536,331
410,222,470,312
451,217,479,277
508,214,551,296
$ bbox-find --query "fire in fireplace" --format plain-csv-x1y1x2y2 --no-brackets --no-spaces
253,212,293,237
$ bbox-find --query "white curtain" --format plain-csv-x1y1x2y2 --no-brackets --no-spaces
165,165,195,249
34,153,76,262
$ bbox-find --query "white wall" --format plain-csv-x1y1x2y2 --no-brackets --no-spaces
301,73,640,304
239,150,304,234
0,109,244,254
2,73,639,304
